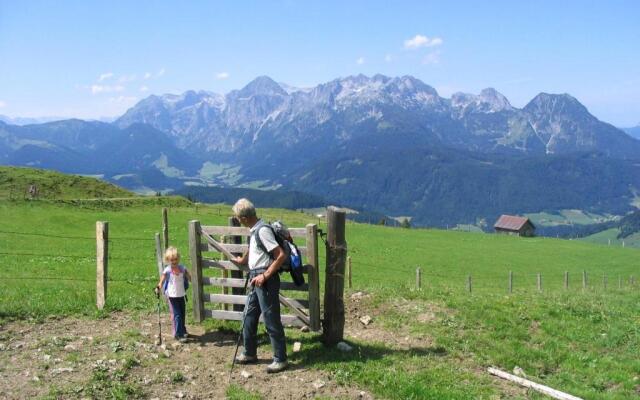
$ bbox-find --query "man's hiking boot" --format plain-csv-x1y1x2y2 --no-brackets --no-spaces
235,353,258,365
266,360,288,373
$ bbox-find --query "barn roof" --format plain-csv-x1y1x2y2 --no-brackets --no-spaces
494,215,535,231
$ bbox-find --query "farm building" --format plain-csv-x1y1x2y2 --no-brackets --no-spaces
494,215,536,237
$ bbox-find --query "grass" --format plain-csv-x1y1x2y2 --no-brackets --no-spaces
1,197,639,398
0,166,133,200
226,384,263,400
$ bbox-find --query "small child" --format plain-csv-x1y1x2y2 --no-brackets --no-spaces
155,246,191,342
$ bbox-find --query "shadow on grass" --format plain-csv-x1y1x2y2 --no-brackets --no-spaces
287,334,447,371
197,324,447,371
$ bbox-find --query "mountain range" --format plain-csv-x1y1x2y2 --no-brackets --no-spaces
116,75,640,159
1,74,639,226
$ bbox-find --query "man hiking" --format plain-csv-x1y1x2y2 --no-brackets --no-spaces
231,198,288,373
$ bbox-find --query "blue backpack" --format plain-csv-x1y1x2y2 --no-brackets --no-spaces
252,222,305,286
162,265,189,295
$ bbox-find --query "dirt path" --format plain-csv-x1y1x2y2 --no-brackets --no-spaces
0,293,525,399
0,312,373,400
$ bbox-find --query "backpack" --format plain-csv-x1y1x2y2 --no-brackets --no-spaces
252,221,305,286
162,265,190,295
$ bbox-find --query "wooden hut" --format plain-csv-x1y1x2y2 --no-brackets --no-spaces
494,215,536,237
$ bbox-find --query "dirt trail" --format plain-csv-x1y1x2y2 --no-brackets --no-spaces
0,312,372,400
0,293,524,399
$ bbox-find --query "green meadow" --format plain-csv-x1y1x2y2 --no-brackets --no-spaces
1,198,639,399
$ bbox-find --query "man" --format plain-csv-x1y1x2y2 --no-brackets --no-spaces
231,198,288,373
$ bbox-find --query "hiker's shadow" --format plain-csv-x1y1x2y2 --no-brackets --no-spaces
190,328,446,371
189,329,237,346
286,334,447,371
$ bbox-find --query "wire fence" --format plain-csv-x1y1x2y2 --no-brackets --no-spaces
1,228,159,284
349,258,639,294
1,227,637,310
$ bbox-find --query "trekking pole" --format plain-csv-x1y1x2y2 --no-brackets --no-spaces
154,287,162,345
230,274,252,379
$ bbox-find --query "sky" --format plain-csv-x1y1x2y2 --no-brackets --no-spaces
0,0,639,126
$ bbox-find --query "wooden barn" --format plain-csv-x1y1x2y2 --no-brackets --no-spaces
494,215,536,237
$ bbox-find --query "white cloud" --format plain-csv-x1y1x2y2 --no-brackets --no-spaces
216,72,230,80
404,34,443,50
422,51,441,65
0,100,6,108
98,72,114,82
156,68,166,78
356,57,365,65
143,72,152,80
384,54,393,63
90,84,125,94
139,85,149,92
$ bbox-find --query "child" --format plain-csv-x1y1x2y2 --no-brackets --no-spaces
155,246,191,342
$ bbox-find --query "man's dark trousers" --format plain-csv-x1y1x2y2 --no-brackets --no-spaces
242,271,287,362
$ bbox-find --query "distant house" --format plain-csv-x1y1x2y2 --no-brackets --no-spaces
494,215,536,237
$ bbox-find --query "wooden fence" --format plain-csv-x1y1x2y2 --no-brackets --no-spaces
188,220,321,331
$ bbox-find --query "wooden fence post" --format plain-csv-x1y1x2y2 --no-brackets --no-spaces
154,233,164,276
508,271,513,294
229,217,245,312
347,256,353,289
582,270,587,291
96,221,108,310
467,275,472,294
618,275,622,289
188,220,204,322
564,271,569,290
603,273,607,290
416,267,422,290
306,224,321,332
537,273,542,292
162,208,169,251
323,206,347,345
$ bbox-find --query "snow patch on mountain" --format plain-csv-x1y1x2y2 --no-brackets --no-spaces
451,88,513,114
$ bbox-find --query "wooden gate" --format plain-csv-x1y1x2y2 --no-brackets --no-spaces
188,220,321,331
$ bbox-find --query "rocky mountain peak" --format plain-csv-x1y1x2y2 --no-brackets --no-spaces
478,88,512,111
524,93,590,119
451,88,512,113
236,75,287,98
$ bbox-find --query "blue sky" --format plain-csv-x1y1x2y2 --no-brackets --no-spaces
0,0,638,126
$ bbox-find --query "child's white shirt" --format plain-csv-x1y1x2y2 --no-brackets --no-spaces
164,265,185,298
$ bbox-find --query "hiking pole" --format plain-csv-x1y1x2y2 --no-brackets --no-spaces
154,287,162,345
230,274,252,379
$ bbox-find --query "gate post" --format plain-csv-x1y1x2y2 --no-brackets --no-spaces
306,223,321,331
188,220,205,322
229,217,245,312
323,207,347,345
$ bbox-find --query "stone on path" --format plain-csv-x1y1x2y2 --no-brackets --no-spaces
240,370,252,379
359,315,372,326
293,342,302,352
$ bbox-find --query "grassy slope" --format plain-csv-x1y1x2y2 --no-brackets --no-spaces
1,200,639,399
0,166,134,199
